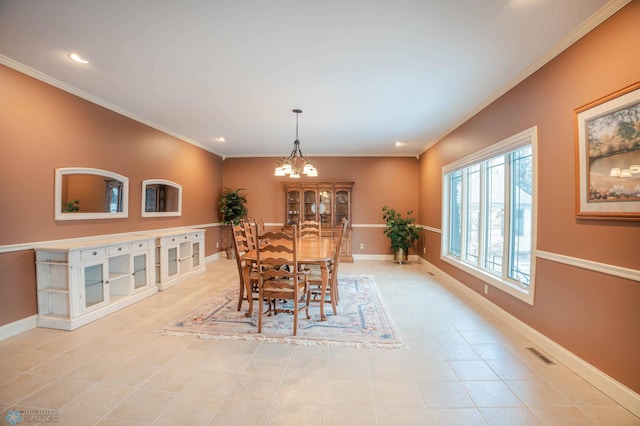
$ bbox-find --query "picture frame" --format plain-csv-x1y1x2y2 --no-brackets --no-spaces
575,81,640,220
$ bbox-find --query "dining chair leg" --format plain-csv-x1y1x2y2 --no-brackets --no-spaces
243,267,254,317
257,296,263,333
293,296,298,336
330,288,337,316
237,278,245,311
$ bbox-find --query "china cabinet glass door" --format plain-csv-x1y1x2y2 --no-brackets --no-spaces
286,190,300,225
303,190,317,222
319,190,332,226
335,189,349,226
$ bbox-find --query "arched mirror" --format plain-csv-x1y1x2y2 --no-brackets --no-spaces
55,167,129,220
141,179,182,217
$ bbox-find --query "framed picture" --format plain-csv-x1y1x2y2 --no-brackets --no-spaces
575,82,640,220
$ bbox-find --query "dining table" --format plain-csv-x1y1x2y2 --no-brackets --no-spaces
241,236,335,321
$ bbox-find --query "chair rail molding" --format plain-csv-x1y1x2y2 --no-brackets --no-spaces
536,250,640,283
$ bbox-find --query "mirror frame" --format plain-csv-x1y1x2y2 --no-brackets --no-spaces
141,179,183,218
54,167,129,221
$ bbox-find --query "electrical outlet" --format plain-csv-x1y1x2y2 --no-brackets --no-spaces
484,284,489,295
216,242,219,248
423,247,426,254
359,243,364,250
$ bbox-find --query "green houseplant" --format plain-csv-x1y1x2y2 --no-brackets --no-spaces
63,199,80,212
382,205,420,263
218,187,248,258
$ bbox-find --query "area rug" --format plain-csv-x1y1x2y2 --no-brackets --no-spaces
158,275,403,348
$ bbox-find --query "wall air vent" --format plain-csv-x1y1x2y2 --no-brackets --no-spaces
526,347,555,365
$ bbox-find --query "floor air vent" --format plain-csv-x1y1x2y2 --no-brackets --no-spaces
526,347,555,365
427,272,435,276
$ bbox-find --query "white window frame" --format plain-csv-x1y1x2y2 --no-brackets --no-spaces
441,126,538,305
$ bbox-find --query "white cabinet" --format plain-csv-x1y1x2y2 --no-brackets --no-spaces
149,228,205,290
35,236,157,330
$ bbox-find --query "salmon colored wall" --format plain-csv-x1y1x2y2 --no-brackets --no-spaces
221,156,420,255
419,2,640,393
0,64,223,326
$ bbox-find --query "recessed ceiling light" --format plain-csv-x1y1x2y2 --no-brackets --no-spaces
394,141,406,147
68,52,89,64
213,137,226,143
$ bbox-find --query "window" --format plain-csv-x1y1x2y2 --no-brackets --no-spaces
105,179,123,213
442,127,537,304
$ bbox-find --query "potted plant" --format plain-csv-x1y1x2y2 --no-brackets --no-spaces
63,199,80,212
382,205,420,264
218,187,248,258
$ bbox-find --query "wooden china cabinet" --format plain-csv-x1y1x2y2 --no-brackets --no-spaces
283,181,354,262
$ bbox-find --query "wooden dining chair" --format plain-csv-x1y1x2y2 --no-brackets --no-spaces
299,220,321,239
308,218,348,315
243,221,257,250
255,225,310,336
231,224,259,312
333,218,349,302
254,217,266,235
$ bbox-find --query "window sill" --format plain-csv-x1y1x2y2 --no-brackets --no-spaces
441,254,535,305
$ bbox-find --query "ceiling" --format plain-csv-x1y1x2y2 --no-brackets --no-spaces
0,0,623,158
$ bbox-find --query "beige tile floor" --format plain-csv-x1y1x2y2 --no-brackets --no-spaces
1,259,638,425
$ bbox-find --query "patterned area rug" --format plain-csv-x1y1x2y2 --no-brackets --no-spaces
158,275,402,348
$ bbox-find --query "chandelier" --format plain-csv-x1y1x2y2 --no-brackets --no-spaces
274,109,318,178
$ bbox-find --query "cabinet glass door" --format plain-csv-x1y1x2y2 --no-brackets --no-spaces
168,247,178,277
303,190,317,222
83,263,106,310
133,253,147,290
286,190,300,225
192,242,201,268
319,190,332,227
335,189,349,226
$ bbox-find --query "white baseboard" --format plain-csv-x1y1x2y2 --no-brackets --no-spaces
352,254,420,262
0,315,37,340
206,252,226,262
418,258,640,418
353,254,391,261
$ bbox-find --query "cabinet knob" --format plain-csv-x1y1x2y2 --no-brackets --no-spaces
171,238,175,242
118,247,122,251
138,244,143,248
92,251,97,256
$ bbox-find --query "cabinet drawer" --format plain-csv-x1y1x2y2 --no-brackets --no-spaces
108,244,130,256
132,240,149,251
80,248,105,261
161,236,180,245
180,232,202,242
